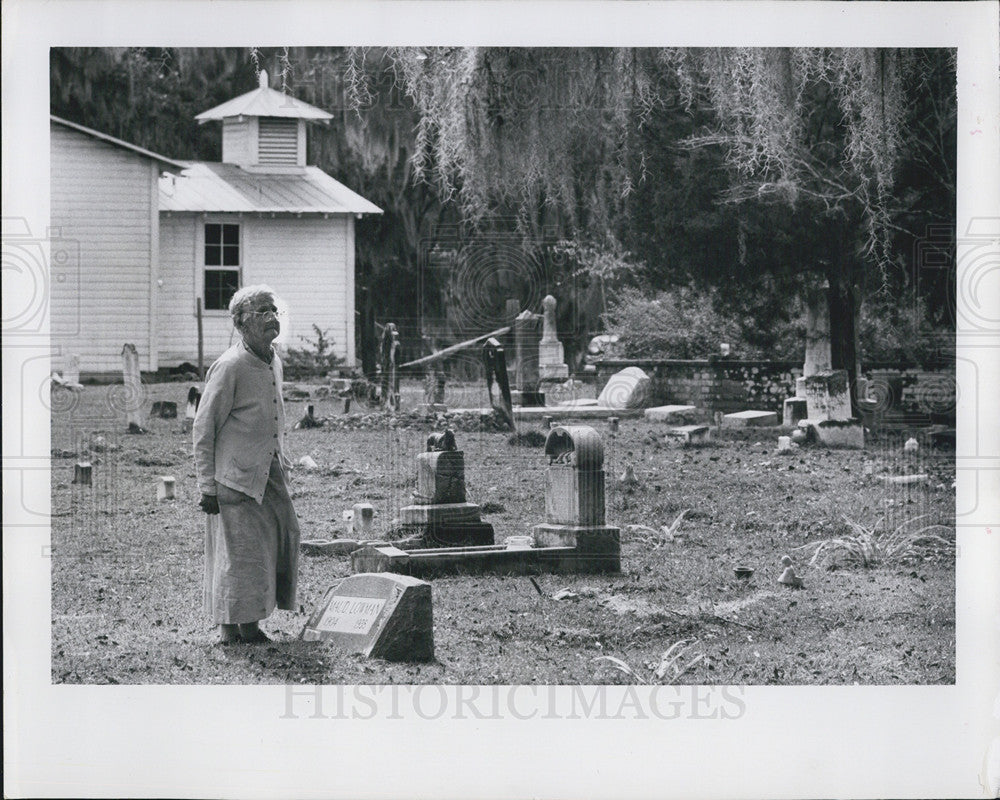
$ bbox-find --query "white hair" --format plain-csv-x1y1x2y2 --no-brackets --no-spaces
229,284,278,328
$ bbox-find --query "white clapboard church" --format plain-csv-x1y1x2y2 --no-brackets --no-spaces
50,70,382,377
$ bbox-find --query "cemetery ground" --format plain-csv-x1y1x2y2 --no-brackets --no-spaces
50,379,955,686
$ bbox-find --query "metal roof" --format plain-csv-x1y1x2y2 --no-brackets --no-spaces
51,115,188,171
158,162,382,215
195,86,333,123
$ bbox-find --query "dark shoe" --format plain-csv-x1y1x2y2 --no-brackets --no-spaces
241,629,273,644
218,624,241,646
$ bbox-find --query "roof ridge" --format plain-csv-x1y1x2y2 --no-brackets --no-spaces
50,115,188,170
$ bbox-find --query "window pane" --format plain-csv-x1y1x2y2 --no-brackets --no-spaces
205,224,221,245
222,224,239,245
205,270,240,311
222,244,240,267
205,244,221,266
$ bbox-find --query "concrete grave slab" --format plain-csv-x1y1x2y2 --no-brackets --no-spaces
300,539,361,555
301,573,434,662
798,418,864,449
723,410,779,427
663,424,711,444
644,405,698,422
514,405,643,420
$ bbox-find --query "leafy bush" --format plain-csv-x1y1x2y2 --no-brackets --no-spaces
603,286,758,359
283,325,345,379
859,298,951,364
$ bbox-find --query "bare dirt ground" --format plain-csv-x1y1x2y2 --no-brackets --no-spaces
50,379,955,685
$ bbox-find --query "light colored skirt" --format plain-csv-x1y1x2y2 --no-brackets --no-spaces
204,457,300,625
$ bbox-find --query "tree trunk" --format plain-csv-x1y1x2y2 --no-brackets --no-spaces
826,256,861,418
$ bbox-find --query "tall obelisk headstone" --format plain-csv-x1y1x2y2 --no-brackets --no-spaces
538,295,569,381
784,281,830,427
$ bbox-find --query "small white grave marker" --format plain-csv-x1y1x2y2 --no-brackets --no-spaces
157,475,176,501
73,462,92,486
352,502,375,536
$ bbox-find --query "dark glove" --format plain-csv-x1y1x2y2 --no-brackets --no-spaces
199,493,220,515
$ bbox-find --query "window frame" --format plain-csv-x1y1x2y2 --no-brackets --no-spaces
201,220,242,314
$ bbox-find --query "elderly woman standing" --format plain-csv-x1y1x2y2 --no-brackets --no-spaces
193,284,300,645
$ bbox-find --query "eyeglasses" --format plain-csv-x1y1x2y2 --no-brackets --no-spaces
245,305,279,318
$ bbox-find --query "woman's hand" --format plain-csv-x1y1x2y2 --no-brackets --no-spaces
199,493,220,515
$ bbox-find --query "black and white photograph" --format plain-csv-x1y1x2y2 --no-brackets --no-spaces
4,2,999,798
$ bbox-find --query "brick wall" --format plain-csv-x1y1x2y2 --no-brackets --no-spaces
595,359,955,416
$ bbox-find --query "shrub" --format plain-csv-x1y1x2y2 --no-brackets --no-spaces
859,298,952,364
283,325,345,379
603,286,758,359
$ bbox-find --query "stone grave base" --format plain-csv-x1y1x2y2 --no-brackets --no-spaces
798,418,864,449
531,523,621,573
352,543,570,578
396,501,495,548
414,403,448,415
723,410,779,427
394,521,496,548
539,364,570,381
643,405,699,423
511,390,546,407
398,501,482,526
782,397,808,427
351,539,620,578
663,424,711,445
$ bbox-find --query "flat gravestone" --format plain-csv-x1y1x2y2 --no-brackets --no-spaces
723,410,778,427
644,405,698,422
301,573,434,662
664,424,711,444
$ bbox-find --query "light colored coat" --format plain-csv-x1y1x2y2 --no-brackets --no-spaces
193,340,290,503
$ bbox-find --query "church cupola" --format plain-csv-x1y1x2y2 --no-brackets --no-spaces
194,70,332,172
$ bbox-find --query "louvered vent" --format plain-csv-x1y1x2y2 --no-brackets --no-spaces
257,118,299,165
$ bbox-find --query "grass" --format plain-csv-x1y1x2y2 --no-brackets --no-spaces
796,514,955,569
50,378,956,685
